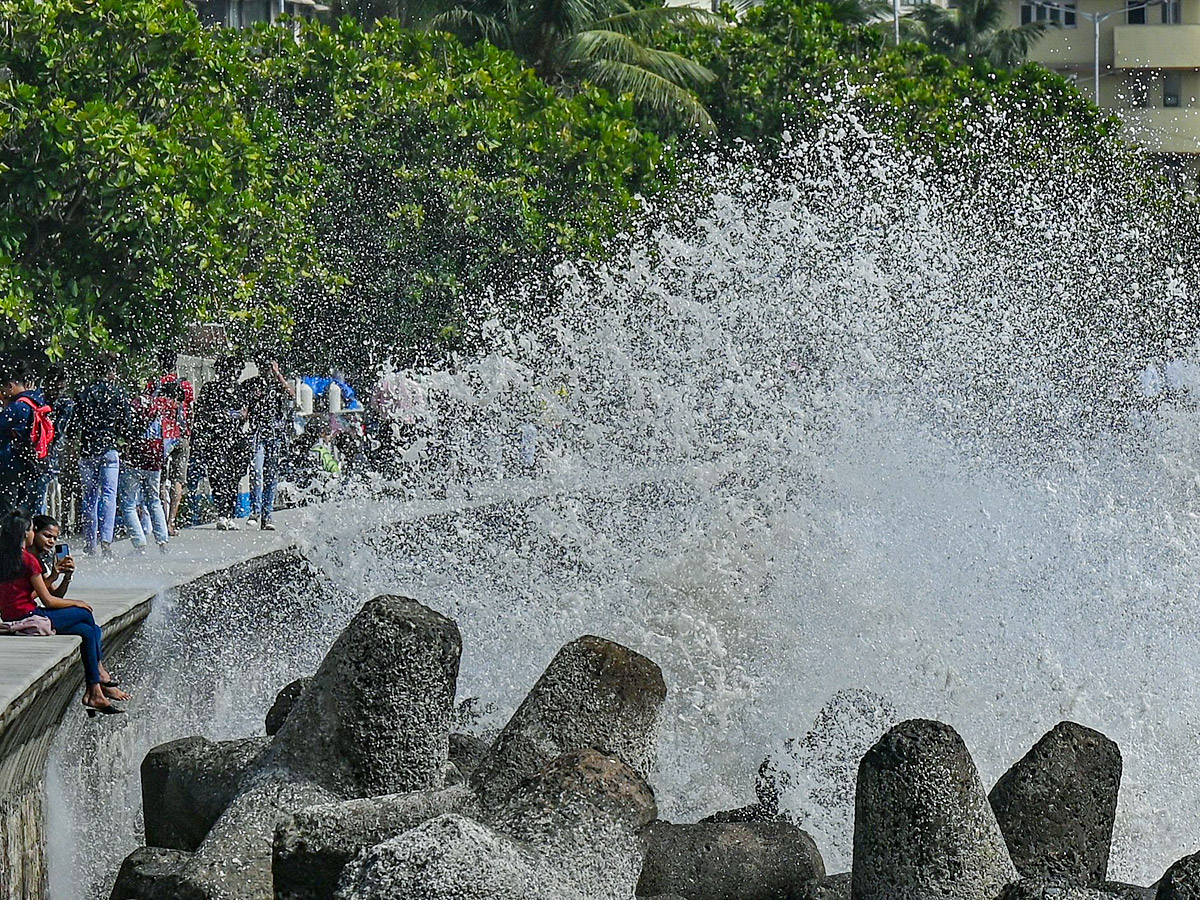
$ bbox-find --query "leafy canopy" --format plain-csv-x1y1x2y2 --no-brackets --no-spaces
0,0,317,360
236,18,673,371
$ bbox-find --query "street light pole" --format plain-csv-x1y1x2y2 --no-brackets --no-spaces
893,0,901,44
1031,0,1165,106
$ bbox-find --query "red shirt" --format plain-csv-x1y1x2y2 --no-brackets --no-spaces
146,374,194,439
0,551,42,621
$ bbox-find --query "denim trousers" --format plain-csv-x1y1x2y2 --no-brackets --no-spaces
79,450,120,551
39,606,104,685
120,467,169,547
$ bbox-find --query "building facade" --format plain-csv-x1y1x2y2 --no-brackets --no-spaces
1005,0,1200,166
193,0,330,28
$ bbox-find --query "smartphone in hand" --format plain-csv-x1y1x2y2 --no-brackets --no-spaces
55,543,70,561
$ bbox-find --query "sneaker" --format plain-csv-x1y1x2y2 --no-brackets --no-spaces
157,542,170,555
260,518,276,531
216,517,232,531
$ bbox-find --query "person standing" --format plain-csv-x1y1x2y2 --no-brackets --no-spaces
74,354,132,556
36,366,75,515
193,356,252,530
119,382,176,553
0,359,52,515
146,349,193,536
245,359,296,531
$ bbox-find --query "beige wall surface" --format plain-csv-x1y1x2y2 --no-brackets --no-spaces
1115,23,1200,67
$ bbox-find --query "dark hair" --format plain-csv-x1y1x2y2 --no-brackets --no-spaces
0,358,32,387
159,379,184,400
31,514,58,533
0,509,32,582
157,346,178,373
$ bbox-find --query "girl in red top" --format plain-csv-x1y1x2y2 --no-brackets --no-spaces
0,509,130,715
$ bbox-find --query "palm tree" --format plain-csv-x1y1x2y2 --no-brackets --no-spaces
428,0,719,132
903,0,1048,68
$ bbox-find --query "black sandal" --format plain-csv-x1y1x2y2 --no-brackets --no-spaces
101,678,120,688
82,697,125,718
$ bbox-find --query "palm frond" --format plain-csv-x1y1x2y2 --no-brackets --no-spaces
980,21,1048,66
573,57,716,132
560,28,717,85
427,6,512,44
591,5,720,40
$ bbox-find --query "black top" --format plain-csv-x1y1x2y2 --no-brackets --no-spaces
74,381,132,458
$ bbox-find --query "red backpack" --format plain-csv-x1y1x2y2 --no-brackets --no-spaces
15,396,55,460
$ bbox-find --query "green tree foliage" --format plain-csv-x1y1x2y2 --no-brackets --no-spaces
427,0,718,131
665,0,1115,159
0,0,316,359
236,19,673,371
904,0,1047,68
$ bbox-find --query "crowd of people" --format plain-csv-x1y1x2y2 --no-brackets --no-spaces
0,350,375,716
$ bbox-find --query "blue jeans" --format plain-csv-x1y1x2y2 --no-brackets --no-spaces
40,606,103,685
120,468,169,547
79,450,120,551
260,437,282,521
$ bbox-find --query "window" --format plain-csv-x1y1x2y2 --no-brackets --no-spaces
1127,0,1146,24
1021,0,1076,25
1165,71,1183,107
1162,0,1182,23
238,0,272,25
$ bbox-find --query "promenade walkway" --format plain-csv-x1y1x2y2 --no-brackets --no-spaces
0,513,300,722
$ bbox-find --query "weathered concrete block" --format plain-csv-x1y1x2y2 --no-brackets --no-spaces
799,872,851,900
488,749,654,898
990,721,1122,886
636,821,824,900
141,736,270,852
851,719,1016,900
1105,884,1157,900
449,732,489,779
998,882,1116,899
264,596,462,797
701,803,778,824
1159,851,1200,900
265,678,310,737
174,779,338,900
472,635,665,811
109,847,197,900
333,814,588,900
120,596,462,900
273,786,478,900
488,748,657,839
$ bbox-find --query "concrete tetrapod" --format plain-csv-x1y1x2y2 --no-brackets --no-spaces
636,820,825,900
336,749,656,900
111,596,462,900
851,719,1017,900
471,635,666,811
273,785,479,900
989,721,1122,886
1158,851,1200,900
141,735,271,852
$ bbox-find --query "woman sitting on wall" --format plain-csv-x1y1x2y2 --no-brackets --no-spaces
31,514,74,597
0,509,129,715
